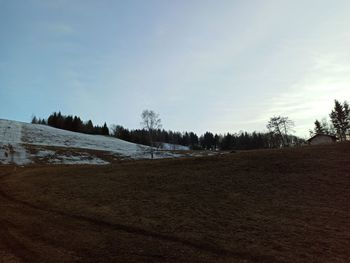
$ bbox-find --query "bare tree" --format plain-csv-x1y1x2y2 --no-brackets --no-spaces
267,116,295,147
141,110,162,159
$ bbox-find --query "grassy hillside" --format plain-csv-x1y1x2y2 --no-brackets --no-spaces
0,143,349,262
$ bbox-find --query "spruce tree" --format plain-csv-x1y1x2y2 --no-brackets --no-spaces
314,120,324,134
330,100,349,141
31,116,38,124
85,120,94,134
102,122,109,136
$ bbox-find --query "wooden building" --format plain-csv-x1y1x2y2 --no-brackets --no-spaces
307,134,337,145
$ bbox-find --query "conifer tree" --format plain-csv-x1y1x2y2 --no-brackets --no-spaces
102,122,109,136
314,120,324,134
85,120,94,134
330,100,350,141
31,116,38,124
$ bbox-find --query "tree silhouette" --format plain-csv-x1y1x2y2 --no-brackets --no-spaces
330,100,350,141
267,116,295,147
141,110,162,159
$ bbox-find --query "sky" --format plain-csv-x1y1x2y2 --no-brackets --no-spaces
1,0,350,138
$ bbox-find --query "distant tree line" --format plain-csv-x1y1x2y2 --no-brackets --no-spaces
111,125,200,149
311,99,350,141
32,112,109,136
31,99,350,153
198,131,303,150
110,125,304,150
32,111,305,151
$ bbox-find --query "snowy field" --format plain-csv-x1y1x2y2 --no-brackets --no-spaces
0,119,183,165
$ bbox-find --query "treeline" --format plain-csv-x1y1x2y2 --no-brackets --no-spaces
111,125,304,150
111,125,200,149
312,99,350,141
32,112,305,151
32,112,109,136
200,131,304,150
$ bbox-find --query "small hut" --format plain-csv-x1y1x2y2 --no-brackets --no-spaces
307,134,337,145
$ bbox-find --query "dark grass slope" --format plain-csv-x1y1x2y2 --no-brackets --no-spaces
0,142,349,262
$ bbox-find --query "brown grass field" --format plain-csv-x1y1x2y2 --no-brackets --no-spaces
0,143,350,262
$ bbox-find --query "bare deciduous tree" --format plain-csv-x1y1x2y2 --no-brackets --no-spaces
141,110,162,159
267,116,294,147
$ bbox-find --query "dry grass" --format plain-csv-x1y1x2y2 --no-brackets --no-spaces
0,143,350,262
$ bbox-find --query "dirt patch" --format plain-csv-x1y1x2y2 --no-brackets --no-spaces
0,143,350,262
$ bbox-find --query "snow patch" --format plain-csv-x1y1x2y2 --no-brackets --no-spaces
159,143,190,151
35,149,109,165
36,150,56,157
59,156,109,165
0,120,31,164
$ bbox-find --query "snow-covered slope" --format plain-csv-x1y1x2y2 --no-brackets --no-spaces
0,119,181,165
159,143,190,151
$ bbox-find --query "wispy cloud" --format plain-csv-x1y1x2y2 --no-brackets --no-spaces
2,0,350,134
257,53,350,136
46,23,74,35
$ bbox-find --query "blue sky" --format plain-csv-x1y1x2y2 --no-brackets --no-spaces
1,0,350,137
